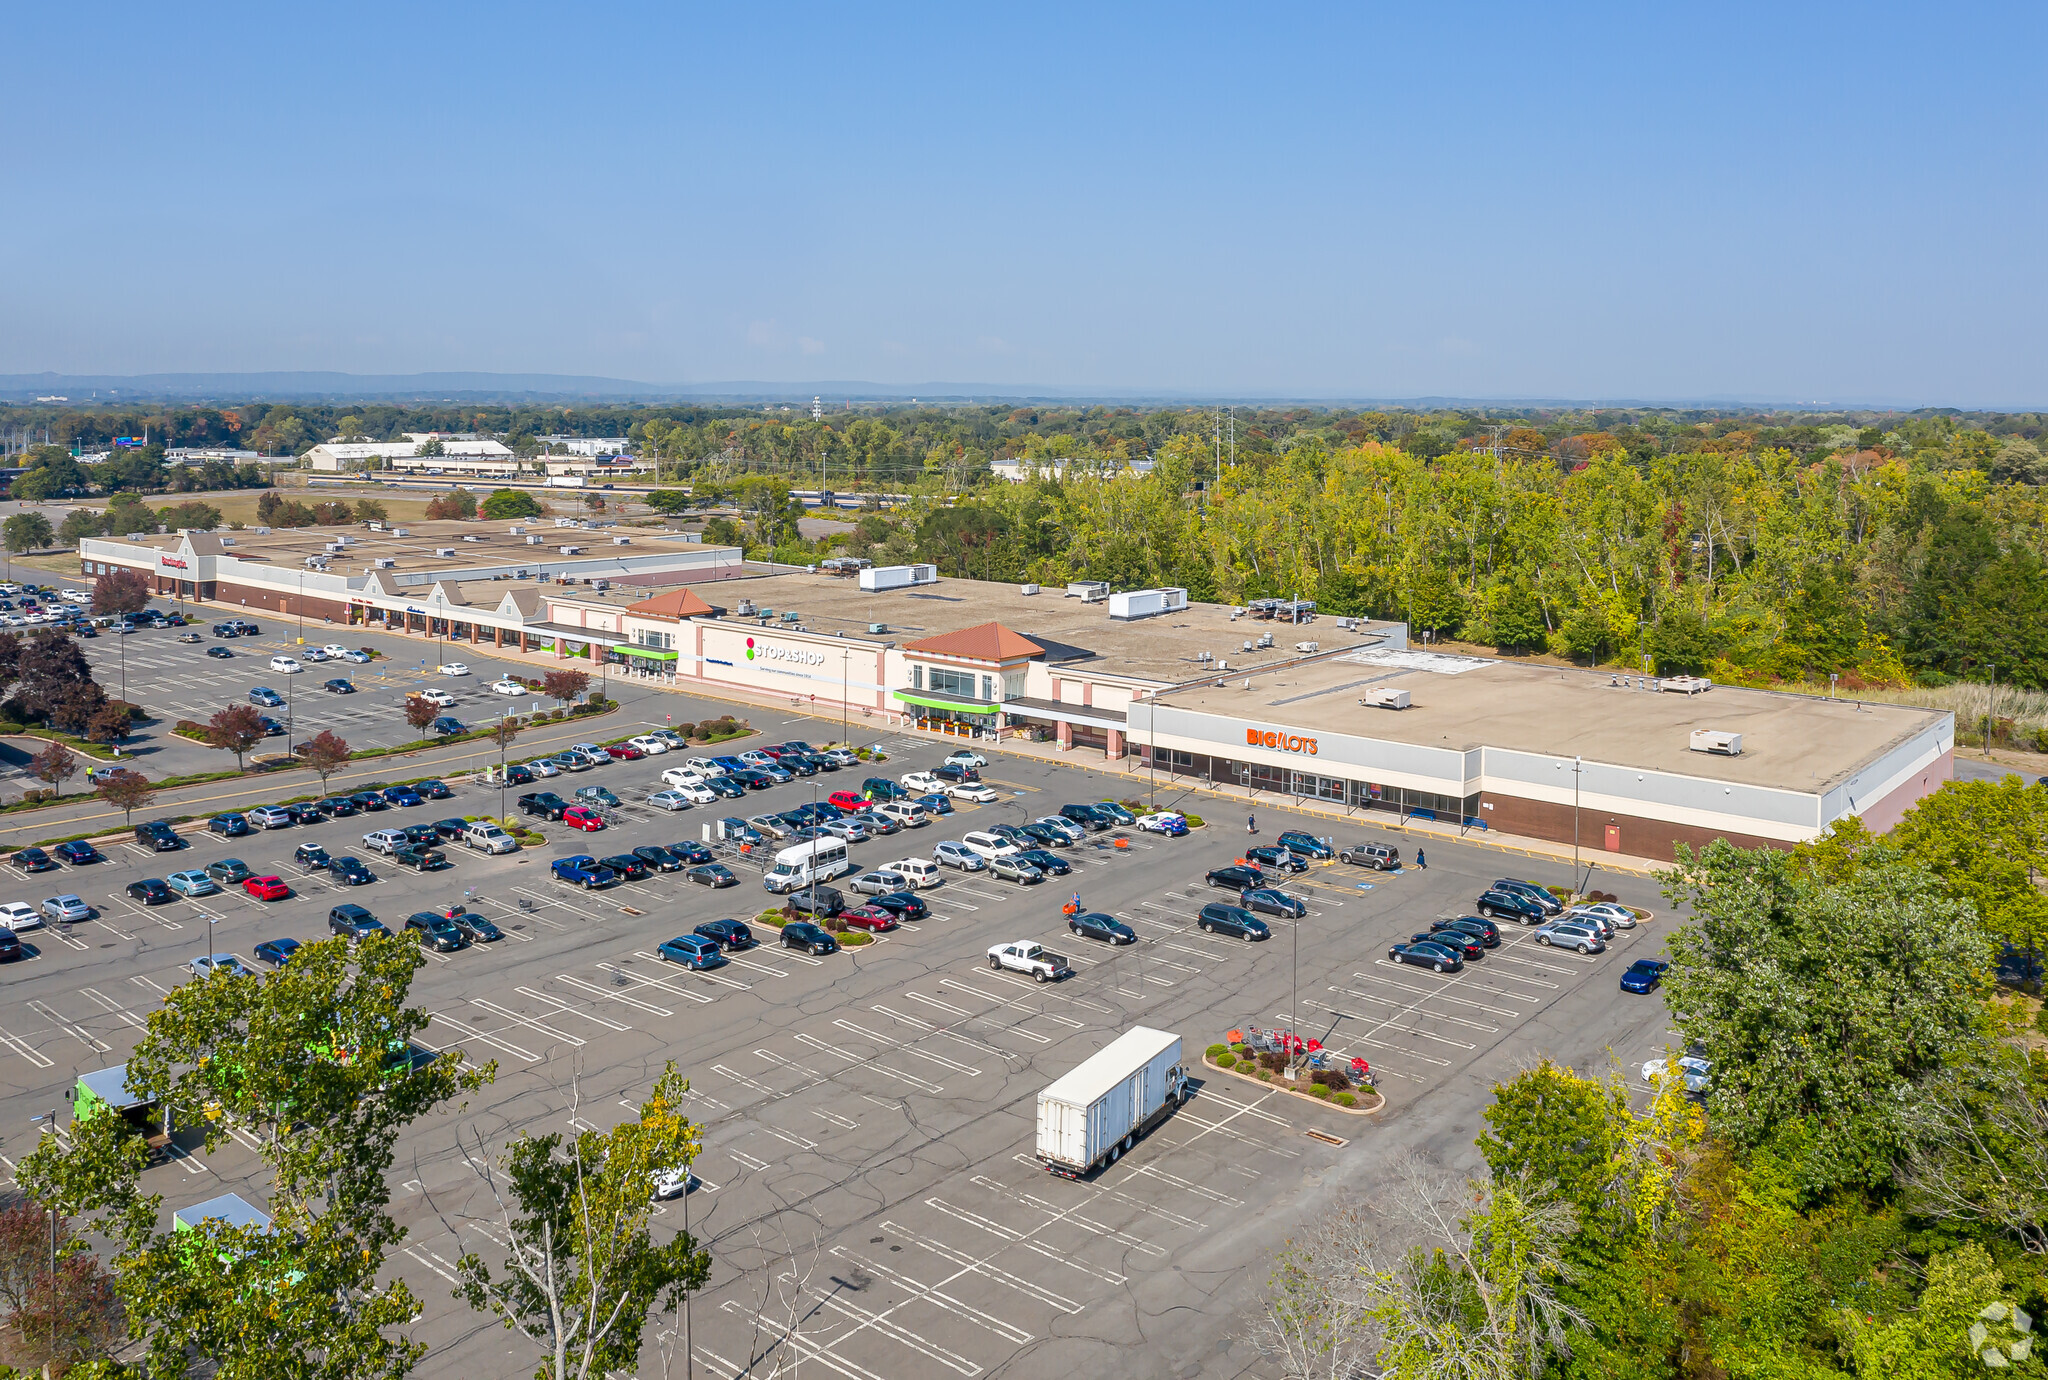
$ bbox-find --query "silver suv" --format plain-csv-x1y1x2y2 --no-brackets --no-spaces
1531,920,1606,954
247,805,294,830
932,840,987,871
1340,841,1400,870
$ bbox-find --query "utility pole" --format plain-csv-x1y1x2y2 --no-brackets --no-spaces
1987,665,1998,759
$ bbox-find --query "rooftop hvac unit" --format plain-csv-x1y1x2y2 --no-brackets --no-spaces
333,535,350,545
323,543,343,553
252,526,272,535
612,536,630,545
125,531,146,539
1359,688,1411,710
736,599,757,617
219,536,235,546
1661,675,1713,695
1065,581,1109,600
507,525,525,535
525,534,543,545
1338,617,1356,630
554,518,575,528
1020,583,1039,595
757,608,776,621
366,522,384,531
1689,729,1743,756
1295,641,1321,653
434,547,456,557
558,545,581,555
1217,660,1229,671
390,527,408,537
868,622,887,634
591,579,609,592
373,557,397,569
781,610,800,622
462,534,486,542
859,563,938,592
1107,587,1189,621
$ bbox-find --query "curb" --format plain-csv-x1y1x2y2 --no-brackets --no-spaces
1202,1053,1385,1115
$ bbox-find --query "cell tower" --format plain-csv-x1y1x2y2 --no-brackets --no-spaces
811,396,823,421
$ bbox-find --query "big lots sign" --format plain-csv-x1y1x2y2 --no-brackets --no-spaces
1246,727,1318,755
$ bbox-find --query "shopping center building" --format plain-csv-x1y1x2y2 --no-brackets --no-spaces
76,524,1954,861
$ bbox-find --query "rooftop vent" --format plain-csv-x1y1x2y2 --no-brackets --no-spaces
1689,729,1743,756
1020,583,1040,595
1359,688,1411,710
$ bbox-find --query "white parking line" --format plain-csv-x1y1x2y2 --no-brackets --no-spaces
425,1009,539,1063
593,962,715,1005
936,978,1086,1030
549,973,674,1016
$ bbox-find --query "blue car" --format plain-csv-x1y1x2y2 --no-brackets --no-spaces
1277,830,1333,859
693,918,754,950
658,934,727,969
1620,958,1670,994
711,756,749,774
208,813,251,837
383,785,424,807
51,841,102,865
551,855,618,888
917,792,955,816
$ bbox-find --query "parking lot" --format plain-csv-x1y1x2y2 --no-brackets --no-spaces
0,725,1678,1379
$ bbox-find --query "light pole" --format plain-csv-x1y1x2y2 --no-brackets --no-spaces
498,712,510,823
1572,755,1583,890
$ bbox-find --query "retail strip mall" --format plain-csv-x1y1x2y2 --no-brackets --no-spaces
81,520,1952,863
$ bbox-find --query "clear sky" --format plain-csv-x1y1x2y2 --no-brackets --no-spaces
7,2,2046,404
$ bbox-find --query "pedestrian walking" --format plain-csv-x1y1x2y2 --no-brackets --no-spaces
1247,812,1257,835
1416,848,1427,869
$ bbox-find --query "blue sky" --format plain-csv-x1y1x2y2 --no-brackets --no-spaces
7,3,2046,404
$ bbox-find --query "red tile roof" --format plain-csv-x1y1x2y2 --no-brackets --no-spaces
900,622,1043,662
625,587,716,619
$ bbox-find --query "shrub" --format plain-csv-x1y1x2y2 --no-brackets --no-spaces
1183,814,1205,828
1206,1043,1227,1060
1214,1052,1236,1069
1257,1069,1272,1081
1258,1051,1287,1072
1232,1043,1250,1057
1119,798,1144,812
1310,1084,1331,1099
1334,1091,1357,1107
841,932,873,946
2035,1002,2048,1036
1311,1069,1352,1092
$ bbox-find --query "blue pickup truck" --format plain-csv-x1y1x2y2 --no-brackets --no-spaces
550,855,618,889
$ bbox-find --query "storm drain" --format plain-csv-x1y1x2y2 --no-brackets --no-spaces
1305,1130,1348,1147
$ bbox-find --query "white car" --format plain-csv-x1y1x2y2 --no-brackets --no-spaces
683,758,726,778
1035,815,1086,843
269,656,302,674
0,901,41,932
489,678,525,695
944,749,988,769
737,751,776,769
900,771,943,794
629,735,671,755
1642,1056,1711,1093
439,663,470,677
40,894,90,923
947,781,999,802
414,688,456,707
1135,812,1189,834
960,830,1020,863
1569,901,1638,930
660,766,705,787
652,1166,695,1201
321,643,351,658
671,779,716,804
647,790,695,812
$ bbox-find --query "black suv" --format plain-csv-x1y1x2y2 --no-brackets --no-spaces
405,912,466,951
1196,901,1270,942
780,921,838,955
1057,803,1111,831
328,904,386,940
1476,888,1549,924
134,820,183,852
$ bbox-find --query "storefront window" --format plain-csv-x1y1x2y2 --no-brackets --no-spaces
927,666,977,698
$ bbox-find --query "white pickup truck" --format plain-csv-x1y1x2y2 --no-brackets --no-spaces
987,941,1072,983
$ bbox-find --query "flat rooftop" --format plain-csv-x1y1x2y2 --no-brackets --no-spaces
1163,650,1948,792
106,520,734,579
688,571,1400,685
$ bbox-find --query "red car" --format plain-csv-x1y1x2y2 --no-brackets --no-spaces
828,790,873,813
839,904,899,933
243,875,291,901
604,744,645,760
562,807,606,832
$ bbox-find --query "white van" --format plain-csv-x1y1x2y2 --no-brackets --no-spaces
875,800,929,829
886,858,942,889
764,838,851,894
962,830,1020,863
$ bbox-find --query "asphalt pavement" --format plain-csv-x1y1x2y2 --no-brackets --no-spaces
0,735,1679,1379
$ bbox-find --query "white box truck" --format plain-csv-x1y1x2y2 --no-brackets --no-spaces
1035,1027,1187,1179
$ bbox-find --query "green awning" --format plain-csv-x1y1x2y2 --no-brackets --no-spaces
618,645,678,661
894,689,1000,714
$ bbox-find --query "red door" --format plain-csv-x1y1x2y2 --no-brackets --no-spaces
1604,824,1620,852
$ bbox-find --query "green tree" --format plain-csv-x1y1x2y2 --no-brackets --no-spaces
9,469,69,503
1840,1243,2037,1378
102,493,155,536
57,509,107,547
454,1063,709,1380
1477,1059,1629,1216
641,488,693,516
19,932,490,1380
1644,606,1715,674
481,489,544,520
1484,581,1549,653
1405,562,1466,636
1889,778,2048,956
2,513,55,555
1659,839,1991,1189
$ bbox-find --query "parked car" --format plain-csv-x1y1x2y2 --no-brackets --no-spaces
382,785,424,808
1069,910,1136,944
1338,841,1400,870
988,940,1070,981
1388,938,1465,973
694,918,754,950
561,806,606,832
517,792,572,820
450,911,502,943
780,921,839,956
314,796,357,818
51,841,102,866
328,904,386,940
1476,888,1551,925
247,805,294,830
1570,901,1639,930
839,904,899,933
393,845,446,871
1244,844,1309,874
134,820,183,851
1430,916,1501,947
1619,958,1669,994
946,781,999,803
40,894,91,923
205,859,253,885
254,938,303,967
1642,1054,1711,1093
866,891,928,922
405,912,467,951
349,791,389,813
551,855,617,888
208,813,251,838
687,863,738,888
658,934,727,969
668,840,713,865
1015,848,1071,877
1135,812,1188,836
1492,879,1564,917
1277,830,1333,859
932,840,987,871
248,687,284,707
1196,902,1269,941
1241,887,1307,918
328,855,374,886
10,847,56,874
1415,927,1483,960
239,875,289,901
990,855,1045,885
1057,803,1111,832
943,748,988,769
291,842,331,870
598,853,651,881
188,954,254,980
850,869,908,896
786,887,846,921
1205,864,1264,891
1532,920,1606,954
